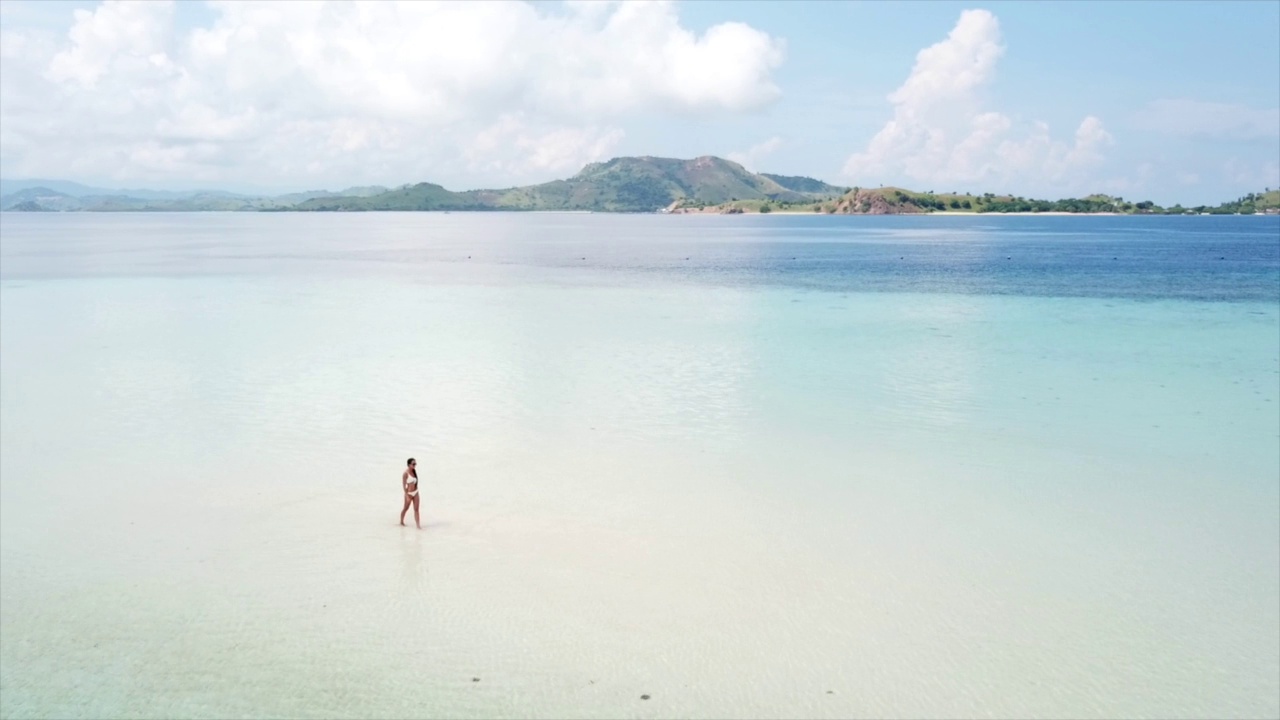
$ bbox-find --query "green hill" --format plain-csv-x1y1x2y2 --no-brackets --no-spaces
761,173,847,195
295,156,843,213
295,183,499,211
3,161,1276,215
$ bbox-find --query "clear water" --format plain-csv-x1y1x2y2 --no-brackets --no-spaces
2,213,1278,719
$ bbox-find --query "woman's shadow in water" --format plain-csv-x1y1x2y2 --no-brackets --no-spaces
398,521,452,587
400,526,425,587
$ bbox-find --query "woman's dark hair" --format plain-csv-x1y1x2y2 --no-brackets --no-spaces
407,458,415,466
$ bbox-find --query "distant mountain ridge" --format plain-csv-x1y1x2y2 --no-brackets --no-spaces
0,157,843,213
0,182,390,212
3,158,1276,215
0,178,252,200
292,156,844,212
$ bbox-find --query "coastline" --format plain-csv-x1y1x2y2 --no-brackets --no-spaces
668,209,1279,217
5,207,1277,217
6,157,1276,216
671,210,1140,217
928,210,1118,216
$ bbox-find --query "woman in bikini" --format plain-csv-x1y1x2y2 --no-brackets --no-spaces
400,457,421,529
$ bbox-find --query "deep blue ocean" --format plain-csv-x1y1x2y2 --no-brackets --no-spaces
2,213,1277,302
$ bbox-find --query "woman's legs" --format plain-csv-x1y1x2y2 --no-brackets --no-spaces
400,493,412,526
411,494,421,529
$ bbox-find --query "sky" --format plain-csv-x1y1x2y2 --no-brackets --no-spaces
0,0,1277,204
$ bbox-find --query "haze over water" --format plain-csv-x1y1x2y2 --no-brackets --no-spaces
2,213,1278,719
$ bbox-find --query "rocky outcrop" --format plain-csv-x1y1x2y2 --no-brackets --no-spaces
831,189,926,215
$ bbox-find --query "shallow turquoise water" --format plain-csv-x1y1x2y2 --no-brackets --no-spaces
1,213,1277,719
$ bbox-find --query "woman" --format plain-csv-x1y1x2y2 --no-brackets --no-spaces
400,457,421,529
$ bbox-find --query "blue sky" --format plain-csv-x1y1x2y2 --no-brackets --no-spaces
1,0,1276,204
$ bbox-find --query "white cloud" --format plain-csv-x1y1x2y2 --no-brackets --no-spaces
465,114,625,177
842,9,1111,194
1133,99,1279,140
0,0,785,188
727,136,782,171
992,115,1113,180
45,1,176,88
885,9,1004,113
1224,158,1280,188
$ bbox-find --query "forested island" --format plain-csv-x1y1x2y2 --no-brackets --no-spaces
4,156,1277,216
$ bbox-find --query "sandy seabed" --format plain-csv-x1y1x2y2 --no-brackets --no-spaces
2,216,1277,719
